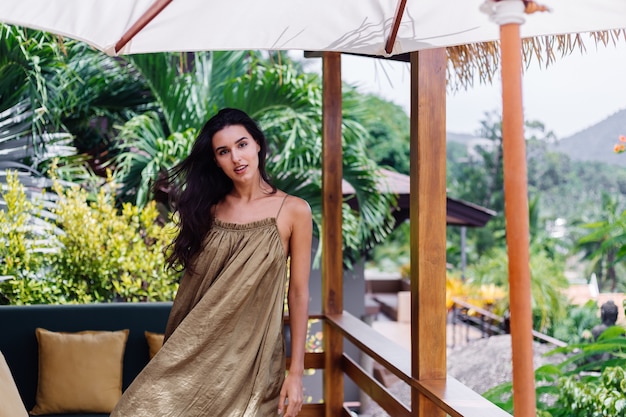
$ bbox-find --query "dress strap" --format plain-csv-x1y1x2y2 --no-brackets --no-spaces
276,195,289,220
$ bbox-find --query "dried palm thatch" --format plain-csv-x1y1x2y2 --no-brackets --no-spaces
447,29,626,92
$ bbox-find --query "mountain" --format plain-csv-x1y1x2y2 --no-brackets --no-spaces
549,108,626,166
447,109,626,166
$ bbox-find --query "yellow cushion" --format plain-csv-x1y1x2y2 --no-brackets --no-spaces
30,328,129,415
0,351,28,417
144,331,164,359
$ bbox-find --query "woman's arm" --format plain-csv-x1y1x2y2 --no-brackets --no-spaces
279,197,312,416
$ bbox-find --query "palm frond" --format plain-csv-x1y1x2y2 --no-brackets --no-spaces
127,51,252,133
112,112,195,206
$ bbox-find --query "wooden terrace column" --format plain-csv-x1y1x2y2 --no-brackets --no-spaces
321,51,344,416
494,1,537,415
409,48,447,417
482,0,536,417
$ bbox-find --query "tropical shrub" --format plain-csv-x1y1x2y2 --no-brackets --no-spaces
556,366,626,417
444,273,507,314
484,326,626,416
47,178,180,303
0,170,180,304
465,246,569,333
549,300,602,344
0,172,53,287
0,171,61,304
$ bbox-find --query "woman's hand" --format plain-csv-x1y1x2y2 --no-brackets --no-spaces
278,372,303,416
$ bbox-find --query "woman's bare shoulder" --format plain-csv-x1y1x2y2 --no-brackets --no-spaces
274,192,311,248
282,194,311,218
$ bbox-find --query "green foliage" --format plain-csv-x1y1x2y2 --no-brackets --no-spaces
556,366,626,417
550,300,602,344
0,172,52,281
446,112,506,265
0,171,60,304
368,221,410,271
484,326,626,416
465,246,569,333
0,170,180,304
48,180,180,303
355,94,410,174
446,113,563,266
113,113,196,206
573,192,626,292
537,159,626,221
445,110,626,277
0,24,62,117
52,42,153,155
0,24,86,206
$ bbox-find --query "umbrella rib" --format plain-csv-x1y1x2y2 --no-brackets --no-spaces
115,0,173,54
385,0,408,54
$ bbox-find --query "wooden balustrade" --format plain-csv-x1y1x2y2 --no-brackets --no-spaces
306,48,516,417
286,312,512,417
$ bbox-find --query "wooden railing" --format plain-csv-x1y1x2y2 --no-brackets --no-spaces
288,312,512,417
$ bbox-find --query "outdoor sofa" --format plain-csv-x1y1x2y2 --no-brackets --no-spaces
0,302,172,417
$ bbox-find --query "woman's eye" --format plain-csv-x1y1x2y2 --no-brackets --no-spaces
239,141,248,148
219,149,228,155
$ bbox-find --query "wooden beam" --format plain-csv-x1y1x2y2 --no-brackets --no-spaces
417,377,513,417
321,51,344,417
385,0,408,54
114,0,172,54
342,354,412,417
325,312,411,384
326,312,513,417
409,48,447,417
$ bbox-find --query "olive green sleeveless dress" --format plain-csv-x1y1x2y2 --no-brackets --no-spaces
111,209,288,416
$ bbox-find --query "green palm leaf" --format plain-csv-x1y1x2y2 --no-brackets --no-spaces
112,112,195,206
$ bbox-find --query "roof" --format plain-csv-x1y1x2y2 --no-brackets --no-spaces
344,168,496,228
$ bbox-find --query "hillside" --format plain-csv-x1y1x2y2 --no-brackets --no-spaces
549,108,626,166
447,109,626,166
446,112,626,221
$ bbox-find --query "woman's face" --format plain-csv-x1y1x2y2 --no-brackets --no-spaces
212,124,261,183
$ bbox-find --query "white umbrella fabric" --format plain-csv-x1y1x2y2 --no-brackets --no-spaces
1,0,625,56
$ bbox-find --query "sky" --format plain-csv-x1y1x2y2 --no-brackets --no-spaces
335,41,626,140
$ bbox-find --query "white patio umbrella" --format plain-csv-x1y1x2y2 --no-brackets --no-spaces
2,2,626,417
0,0,625,57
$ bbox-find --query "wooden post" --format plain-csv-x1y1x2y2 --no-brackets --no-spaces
499,8,538,417
321,51,344,417
409,48,447,417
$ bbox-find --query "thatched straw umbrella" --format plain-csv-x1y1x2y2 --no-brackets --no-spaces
447,29,626,90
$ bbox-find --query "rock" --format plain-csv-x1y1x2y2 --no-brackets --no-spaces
447,334,564,394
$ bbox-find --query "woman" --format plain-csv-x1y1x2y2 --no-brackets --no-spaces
111,108,312,417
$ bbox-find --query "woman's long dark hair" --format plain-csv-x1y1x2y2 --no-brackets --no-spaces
161,108,275,271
